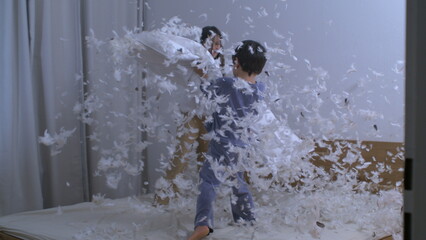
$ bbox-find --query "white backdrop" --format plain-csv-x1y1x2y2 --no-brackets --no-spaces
0,0,90,216
0,0,141,216
0,0,44,216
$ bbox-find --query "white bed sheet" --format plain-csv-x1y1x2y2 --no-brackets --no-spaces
0,194,389,240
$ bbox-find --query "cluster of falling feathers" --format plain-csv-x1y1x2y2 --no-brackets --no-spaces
43,17,403,239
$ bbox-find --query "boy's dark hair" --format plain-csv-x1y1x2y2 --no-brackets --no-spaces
232,40,267,76
200,26,222,44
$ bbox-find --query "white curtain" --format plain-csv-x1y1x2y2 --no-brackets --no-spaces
0,0,142,216
0,0,44,216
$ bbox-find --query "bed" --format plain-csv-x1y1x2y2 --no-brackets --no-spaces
0,193,397,240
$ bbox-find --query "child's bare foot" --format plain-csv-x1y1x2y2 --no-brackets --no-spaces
187,226,210,240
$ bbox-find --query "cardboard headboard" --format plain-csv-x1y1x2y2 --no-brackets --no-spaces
310,140,404,192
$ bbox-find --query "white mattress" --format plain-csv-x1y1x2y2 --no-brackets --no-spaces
0,193,394,240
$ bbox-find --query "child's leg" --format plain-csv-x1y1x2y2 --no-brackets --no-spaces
194,161,219,228
188,152,219,240
230,172,255,223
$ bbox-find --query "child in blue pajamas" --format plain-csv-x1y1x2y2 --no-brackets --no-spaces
188,40,267,240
